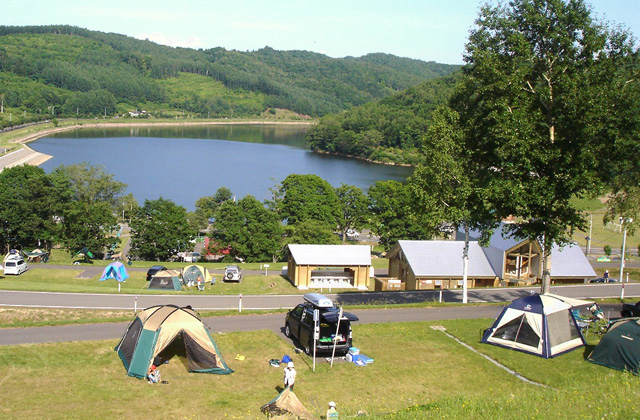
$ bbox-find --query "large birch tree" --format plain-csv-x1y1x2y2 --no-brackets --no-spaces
458,0,639,293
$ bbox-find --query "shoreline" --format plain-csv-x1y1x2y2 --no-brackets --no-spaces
11,119,316,146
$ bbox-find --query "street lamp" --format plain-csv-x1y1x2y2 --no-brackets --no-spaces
619,217,632,284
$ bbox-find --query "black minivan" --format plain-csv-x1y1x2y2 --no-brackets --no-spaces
284,293,358,355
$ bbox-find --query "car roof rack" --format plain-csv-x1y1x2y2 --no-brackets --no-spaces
303,293,334,308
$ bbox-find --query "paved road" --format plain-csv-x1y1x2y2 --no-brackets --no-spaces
1,283,636,346
2,282,637,310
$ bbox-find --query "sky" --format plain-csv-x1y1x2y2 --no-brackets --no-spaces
3,0,640,64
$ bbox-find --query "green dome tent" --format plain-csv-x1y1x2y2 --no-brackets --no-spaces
114,305,233,379
588,318,640,375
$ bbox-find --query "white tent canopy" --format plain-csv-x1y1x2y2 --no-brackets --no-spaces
482,293,588,358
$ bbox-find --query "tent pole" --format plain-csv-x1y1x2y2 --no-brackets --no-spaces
330,308,343,367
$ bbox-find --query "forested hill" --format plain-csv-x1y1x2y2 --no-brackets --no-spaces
306,72,461,166
0,25,460,127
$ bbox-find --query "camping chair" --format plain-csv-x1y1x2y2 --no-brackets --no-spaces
197,281,205,291
571,309,591,333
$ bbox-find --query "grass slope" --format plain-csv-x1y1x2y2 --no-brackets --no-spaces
0,320,637,419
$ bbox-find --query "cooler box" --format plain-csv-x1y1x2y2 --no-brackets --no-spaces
348,347,360,355
346,353,360,363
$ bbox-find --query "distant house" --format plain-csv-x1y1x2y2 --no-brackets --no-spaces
387,224,595,290
287,244,371,290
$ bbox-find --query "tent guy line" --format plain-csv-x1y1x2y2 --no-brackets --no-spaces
430,325,552,389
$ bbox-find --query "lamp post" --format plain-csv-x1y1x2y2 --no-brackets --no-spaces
619,217,632,284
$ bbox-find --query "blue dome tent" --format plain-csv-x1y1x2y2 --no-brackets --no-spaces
99,261,129,282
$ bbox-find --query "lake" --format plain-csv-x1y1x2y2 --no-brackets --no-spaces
30,124,413,211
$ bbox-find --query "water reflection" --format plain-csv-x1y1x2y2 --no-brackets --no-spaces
31,124,412,211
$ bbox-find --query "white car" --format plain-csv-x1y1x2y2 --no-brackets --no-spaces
4,258,28,275
224,265,242,282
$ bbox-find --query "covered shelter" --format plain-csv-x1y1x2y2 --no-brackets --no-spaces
287,244,371,290
481,293,588,358
99,261,129,282
387,240,497,290
461,224,596,286
114,304,233,379
588,318,640,375
147,269,182,291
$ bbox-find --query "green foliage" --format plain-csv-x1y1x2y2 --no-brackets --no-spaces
283,219,341,246
129,197,194,261
116,193,138,223
0,25,459,128
55,201,119,257
306,73,461,164
211,196,283,262
604,244,612,256
52,162,126,207
277,174,341,229
0,165,67,252
368,180,428,249
0,164,122,256
335,184,369,242
455,0,640,291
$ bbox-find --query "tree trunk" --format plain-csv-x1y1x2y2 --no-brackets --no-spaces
540,234,552,294
462,224,469,304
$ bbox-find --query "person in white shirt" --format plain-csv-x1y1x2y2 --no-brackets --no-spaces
283,361,297,390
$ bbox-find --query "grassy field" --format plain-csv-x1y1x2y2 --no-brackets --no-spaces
0,319,637,420
0,266,304,296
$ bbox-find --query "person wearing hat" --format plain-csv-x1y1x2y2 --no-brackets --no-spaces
604,270,609,282
147,365,160,384
283,361,297,390
326,401,338,419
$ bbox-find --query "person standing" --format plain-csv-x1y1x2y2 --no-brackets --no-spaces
283,361,296,390
604,270,609,282
326,401,338,419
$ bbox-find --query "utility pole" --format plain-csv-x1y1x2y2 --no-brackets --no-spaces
587,214,592,257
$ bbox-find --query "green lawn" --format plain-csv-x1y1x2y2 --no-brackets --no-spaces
0,266,304,296
0,319,637,420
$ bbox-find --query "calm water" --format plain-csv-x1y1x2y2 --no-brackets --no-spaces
31,124,413,211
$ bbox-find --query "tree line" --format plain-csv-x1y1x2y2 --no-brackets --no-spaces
306,73,461,165
0,25,459,129
0,164,436,263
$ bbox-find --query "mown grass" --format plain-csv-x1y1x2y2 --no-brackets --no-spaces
0,320,637,420
0,266,303,296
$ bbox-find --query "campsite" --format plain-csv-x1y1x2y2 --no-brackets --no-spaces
1,315,638,419
1,262,640,418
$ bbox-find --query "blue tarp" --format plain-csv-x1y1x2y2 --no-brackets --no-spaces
99,261,129,282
